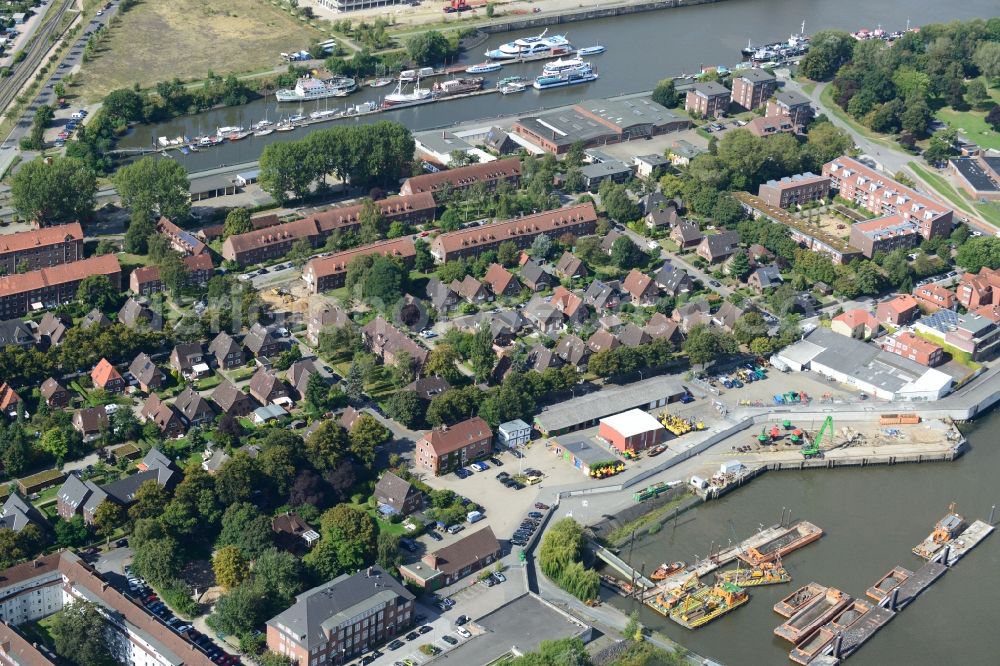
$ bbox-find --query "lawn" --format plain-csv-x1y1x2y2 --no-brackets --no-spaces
935,107,1000,151
74,0,325,101
907,162,1000,228
819,85,899,149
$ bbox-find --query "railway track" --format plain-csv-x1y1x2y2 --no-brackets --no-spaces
0,0,76,117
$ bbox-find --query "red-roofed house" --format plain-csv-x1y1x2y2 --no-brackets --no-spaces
550,286,586,324
831,309,881,340
91,358,125,393
129,266,163,295
956,268,1000,309
913,284,957,312
302,238,416,293
0,382,22,417
0,254,121,318
876,295,920,326
0,222,84,275
483,263,522,298
975,304,1000,323
183,253,214,285
400,158,521,200
415,417,492,475
622,269,659,306
882,332,944,367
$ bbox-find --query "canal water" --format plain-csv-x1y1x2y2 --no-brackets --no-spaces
118,0,998,171
605,409,1000,666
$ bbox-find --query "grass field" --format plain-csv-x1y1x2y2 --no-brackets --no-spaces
908,162,1000,228
75,0,325,101
935,107,1000,151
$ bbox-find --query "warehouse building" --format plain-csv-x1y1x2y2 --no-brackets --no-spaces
598,408,665,454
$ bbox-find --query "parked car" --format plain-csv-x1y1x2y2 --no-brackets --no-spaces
418,625,433,634
442,635,458,645
528,511,543,519
427,530,443,541
493,572,506,583
446,524,464,534
489,457,503,466
405,631,419,640
455,615,469,626
496,471,510,481
454,467,472,479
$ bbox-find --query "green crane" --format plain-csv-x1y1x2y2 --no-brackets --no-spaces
802,416,833,458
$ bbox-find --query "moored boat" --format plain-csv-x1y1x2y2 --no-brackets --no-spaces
499,82,527,94
651,561,686,581
276,76,357,102
669,583,749,629
716,561,791,587
913,504,967,560
432,76,484,97
370,77,394,87
541,57,589,76
253,128,274,137
485,28,572,60
576,44,606,56
533,67,598,90
466,62,502,74
383,77,434,109
646,444,666,457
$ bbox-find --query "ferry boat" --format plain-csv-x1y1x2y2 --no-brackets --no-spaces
650,561,686,581
541,57,590,76
276,76,357,102
432,76,484,97
383,77,434,109
669,583,749,629
576,44,606,56
485,29,572,60
466,62,502,74
533,67,598,90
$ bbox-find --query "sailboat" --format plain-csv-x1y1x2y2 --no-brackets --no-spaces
383,75,433,109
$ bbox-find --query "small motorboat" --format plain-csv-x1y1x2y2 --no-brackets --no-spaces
647,444,666,457
499,81,527,94
253,128,274,137
466,61,502,74
651,561,687,581
576,44,606,56
370,77,393,87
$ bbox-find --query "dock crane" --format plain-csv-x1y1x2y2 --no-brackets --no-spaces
801,415,833,459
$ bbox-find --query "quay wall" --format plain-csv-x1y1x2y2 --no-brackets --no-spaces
479,0,725,35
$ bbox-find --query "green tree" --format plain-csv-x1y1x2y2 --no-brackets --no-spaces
113,156,191,222
224,208,253,238
376,531,401,569
124,210,156,254
259,140,316,204
54,515,90,548
799,30,855,80
469,323,495,382
732,311,768,345
682,324,737,368
987,106,1000,132
349,413,390,468
383,390,425,428
76,275,119,314
128,479,170,523
610,236,642,270
728,250,751,281
40,428,70,463
362,256,407,305
497,240,519,267
651,78,679,108
600,183,640,223
218,502,274,559
305,420,349,471
358,199,387,244
425,343,462,383
306,505,377,578
213,545,249,591
973,41,1000,82
50,602,116,666
130,531,182,587
405,30,452,66
92,501,124,543
530,233,553,260
956,236,1000,273
11,156,97,224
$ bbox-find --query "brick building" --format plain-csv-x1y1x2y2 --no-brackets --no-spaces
757,172,831,208
882,332,944,367
849,215,922,258
956,267,1000,309
415,417,492,475
0,223,84,275
399,158,521,199
429,204,597,263
913,283,957,311
766,90,814,126
684,81,730,117
302,238,416,293
361,316,428,368
730,68,777,110
398,527,501,590
823,156,952,239
876,295,920,326
0,255,121,318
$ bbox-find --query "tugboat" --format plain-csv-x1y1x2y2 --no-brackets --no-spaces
651,561,686,581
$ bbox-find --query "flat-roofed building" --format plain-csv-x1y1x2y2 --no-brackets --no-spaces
598,408,665,454
685,81,730,118
949,155,1000,201
430,204,597,263
767,90,814,126
757,172,830,208
731,68,777,110
849,215,921,258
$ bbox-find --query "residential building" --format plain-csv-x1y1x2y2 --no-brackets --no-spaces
711,301,744,332
685,81,730,117
673,300,711,333
404,376,450,401
554,252,587,280
156,216,208,255
696,231,740,263
746,115,796,138
484,126,519,155
0,492,46,534
748,265,783,293
823,156,953,239
523,296,563,335
399,527,501,590
731,68,777,110
183,253,214,285
757,173,831,208
622,270,659,306
0,318,33,349
498,419,531,448
302,237,417,293
430,204,598,263
288,359,319,400
39,377,69,408
91,358,124,393
118,297,163,331
72,407,108,442
249,368,291,406
415,416,492,475
945,312,1000,361
0,383,21,418
0,222,84,275
244,322,282,358
579,160,633,191
670,221,704,248
426,278,460,316
598,408,665,454
35,312,69,348
633,154,670,178
450,275,491,304
584,279,620,311
0,255,120,318
587,329,620,354
306,304,350,346
223,193,434,265
554,334,590,369
483,263,522,298
654,264,695,297
253,404,287,425
913,284,957,312
211,379,258,417
374,472,423,516
140,394,185,438
271,512,320,553
766,90,814,126
170,342,207,378
669,139,705,166
174,386,215,427
400,158,521,199
882,332,944,367
127,352,163,392
57,448,177,522
644,312,680,342
520,261,553,291
266,564,415,666
551,286,586,324
831,309,881,340
850,215,922,258
209,331,245,369
956,267,1000,309
877,294,920,326
340,406,363,431
618,323,651,347
79,308,111,330
361,316,428,368
128,266,163,295
645,200,680,229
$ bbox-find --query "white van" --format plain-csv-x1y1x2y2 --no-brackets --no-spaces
467,510,484,523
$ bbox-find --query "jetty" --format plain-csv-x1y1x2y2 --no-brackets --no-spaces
594,545,654,589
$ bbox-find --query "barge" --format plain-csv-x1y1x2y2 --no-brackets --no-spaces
716,561,790,587
774,587,852,644
912,505,966,560
865,566,912,603
669,582,749,629
919,519,995,566
774,583,827,618
788,598,881,664
739,520,823,565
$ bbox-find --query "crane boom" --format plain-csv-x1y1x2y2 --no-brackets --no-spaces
801,415,832,458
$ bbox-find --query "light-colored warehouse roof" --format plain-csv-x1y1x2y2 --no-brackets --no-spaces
599,408,665,438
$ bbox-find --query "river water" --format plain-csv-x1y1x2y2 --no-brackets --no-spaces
118,0,999,172
605,409,1000,666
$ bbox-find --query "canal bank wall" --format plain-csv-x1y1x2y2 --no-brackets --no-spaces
479,0,726,35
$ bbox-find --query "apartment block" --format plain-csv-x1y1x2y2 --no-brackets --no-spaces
882,331,944,367
757,172,831,208
0,255,121,318
766,90,814,126
0,223,84,275
684,81,730,118
730,68,777,111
